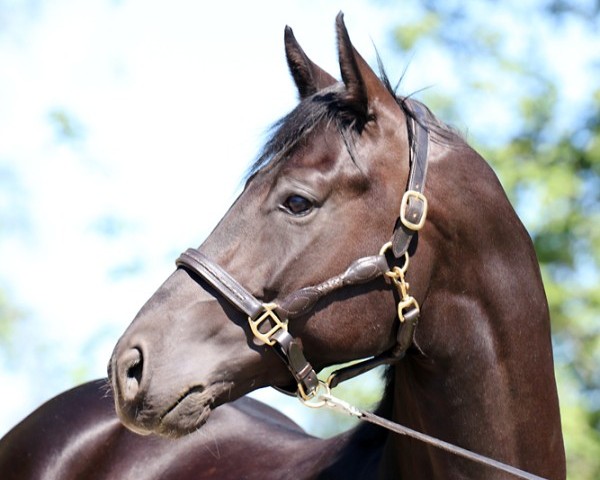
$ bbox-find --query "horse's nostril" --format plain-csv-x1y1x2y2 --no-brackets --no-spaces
127,351,143,384
118,347,144,402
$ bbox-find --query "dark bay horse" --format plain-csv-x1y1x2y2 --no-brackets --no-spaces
0,14,565,479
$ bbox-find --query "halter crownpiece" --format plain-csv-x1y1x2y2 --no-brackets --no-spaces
175,99,430,399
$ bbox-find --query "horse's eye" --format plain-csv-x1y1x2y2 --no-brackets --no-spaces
282,195,314,215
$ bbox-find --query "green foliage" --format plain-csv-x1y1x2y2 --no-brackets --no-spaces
48,109,86,143
393,12,439,51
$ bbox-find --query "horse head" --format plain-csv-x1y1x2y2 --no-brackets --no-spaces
108,14,427,438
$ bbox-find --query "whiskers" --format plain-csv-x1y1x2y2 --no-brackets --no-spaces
100,378,113,399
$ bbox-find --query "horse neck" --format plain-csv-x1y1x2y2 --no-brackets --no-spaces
380,138,566,479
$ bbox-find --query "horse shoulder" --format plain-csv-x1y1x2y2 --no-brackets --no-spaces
0,379,121,479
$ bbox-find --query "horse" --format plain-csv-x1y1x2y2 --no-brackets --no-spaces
0,14,565,479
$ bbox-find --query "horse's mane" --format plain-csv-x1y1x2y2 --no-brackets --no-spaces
247,65,459,180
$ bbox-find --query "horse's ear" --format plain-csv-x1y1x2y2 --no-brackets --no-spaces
336,12,393,123
285,26,337,99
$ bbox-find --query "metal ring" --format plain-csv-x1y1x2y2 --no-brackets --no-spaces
379,241,393,256
297,381,331,409
399,252,410,274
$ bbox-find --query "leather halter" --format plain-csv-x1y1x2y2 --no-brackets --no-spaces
176,99,429,399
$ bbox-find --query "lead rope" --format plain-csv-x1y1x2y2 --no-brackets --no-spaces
299,384,548,480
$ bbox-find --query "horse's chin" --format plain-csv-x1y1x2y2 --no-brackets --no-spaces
157,400,213,438
162,381,236,438
120,382,233,439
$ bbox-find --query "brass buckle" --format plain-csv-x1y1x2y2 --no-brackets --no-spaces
248,303,287,346
400,190,428,231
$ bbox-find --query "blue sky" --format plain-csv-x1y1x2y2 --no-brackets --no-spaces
0,0,598,437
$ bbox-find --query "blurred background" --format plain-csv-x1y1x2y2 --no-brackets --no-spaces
0,0,598,478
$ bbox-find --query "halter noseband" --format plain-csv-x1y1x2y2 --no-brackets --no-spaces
176,100,429,400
